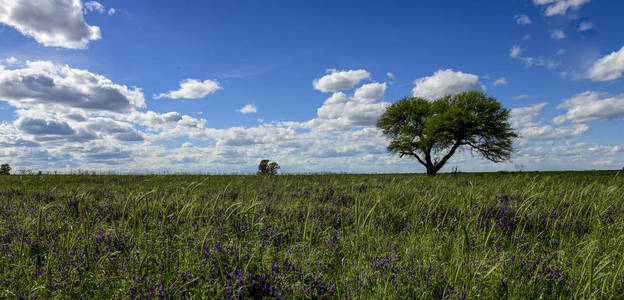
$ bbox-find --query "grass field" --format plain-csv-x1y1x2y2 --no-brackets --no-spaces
0,171,623,299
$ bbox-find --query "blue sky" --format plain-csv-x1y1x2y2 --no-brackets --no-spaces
1,0,623,173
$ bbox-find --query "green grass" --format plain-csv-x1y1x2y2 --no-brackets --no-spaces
0,171,623,298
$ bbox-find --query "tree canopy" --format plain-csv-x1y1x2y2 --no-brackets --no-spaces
0,163,10,175
376,91,518,176
258,159,280,175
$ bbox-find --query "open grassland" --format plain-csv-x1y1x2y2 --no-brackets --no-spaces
0,171,623,299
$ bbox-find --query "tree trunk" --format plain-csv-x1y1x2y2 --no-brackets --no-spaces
426,164,437,176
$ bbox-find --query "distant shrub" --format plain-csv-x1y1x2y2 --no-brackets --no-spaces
0,163,11,175
258,159,280,175
451,166,460,175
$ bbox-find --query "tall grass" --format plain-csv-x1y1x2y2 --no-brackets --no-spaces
0,171,622,298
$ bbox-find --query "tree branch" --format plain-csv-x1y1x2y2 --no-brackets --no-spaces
400,150,427,167
433,141,462,173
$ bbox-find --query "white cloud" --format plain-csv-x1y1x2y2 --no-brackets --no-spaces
1,56,18,66
315,82,389,129
533,0,592,16
509,46,549,68
519,123,588,140
312,69,370,92
552,114,566,125
522,56,546,67
84,1,104,13
493,78,508,86
510,103,589,140
386,72,395,79
412,69,484,100
510,45,522,58
7,108,147,144
155,79,222,99
514,95,530,100
587,45,624,81
522,34,532,40
353,82,386,102
510,140,624,171
238,104,257,114
83,2,115,16
515,14,532,25
0,60,145,113
551,29,566,40
16,116,75,136
510,103,548,129
0,0,101,49
578,20,595,31
556,91,624,123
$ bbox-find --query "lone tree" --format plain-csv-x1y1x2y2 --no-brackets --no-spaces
258,159,280,175
0,163,11,175
376,91,518,176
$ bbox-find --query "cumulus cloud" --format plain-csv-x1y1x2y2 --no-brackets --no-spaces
493,78,508,86
587,45,624,81
510,103,548,130
11,109,97,143
83,117,144,141
0,0,101,49
551,29,566,40
0,61,145,112
555,91,624,123
412,69,484,100
353,82,386,102
238,104,257,114
0,61,151,150
0,137,39,148
314,82,389,129
10,108,148,143
515,14,532,25
155,79,221,99
107,8,115,15
16,116,74,136
312,69,370,92
510,103,589,140
533,0,592,16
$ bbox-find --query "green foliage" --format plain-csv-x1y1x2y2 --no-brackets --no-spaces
0,172,622,298
0,163,10,175
376,91,518,175
258,159,280,175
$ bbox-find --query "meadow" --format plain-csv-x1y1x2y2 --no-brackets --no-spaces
0,171,623,299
